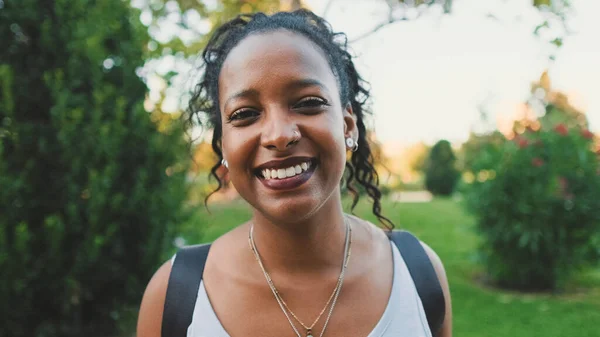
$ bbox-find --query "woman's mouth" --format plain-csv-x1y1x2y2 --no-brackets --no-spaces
260,160,311,180
255,158,316,191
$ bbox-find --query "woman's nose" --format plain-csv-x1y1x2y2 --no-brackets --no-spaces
260,111,300,151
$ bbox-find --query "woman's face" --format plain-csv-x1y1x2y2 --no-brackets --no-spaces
218,30,356,223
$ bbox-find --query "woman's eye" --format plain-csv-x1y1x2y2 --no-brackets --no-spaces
228,109,259,123
294,97,329,109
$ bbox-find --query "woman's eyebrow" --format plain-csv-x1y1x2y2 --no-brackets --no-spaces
224,78,329,109
285,78,329,93
224,88,259,109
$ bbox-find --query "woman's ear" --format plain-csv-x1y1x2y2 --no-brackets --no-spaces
343,103,358,139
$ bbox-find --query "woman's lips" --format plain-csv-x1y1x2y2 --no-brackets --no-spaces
257,163,316,191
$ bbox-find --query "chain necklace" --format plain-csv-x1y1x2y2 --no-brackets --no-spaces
248,217,352,337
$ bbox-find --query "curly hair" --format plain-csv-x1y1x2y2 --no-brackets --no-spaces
187,9,394,230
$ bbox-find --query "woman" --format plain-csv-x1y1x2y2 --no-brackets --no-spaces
137,9,452,337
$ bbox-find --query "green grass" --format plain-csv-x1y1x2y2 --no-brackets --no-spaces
182,197,600,337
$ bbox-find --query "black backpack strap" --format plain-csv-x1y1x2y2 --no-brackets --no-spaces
161,243,212,337
389,230,445,336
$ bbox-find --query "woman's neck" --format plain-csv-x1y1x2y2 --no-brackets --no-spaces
249,196,348,275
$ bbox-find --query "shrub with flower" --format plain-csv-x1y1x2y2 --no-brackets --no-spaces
464,123,600,291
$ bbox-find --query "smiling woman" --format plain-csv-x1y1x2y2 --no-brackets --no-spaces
137,9,452,337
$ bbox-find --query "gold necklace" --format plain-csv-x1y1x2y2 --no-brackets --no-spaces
249,217,352,337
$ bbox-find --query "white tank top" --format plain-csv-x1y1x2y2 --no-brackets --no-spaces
180,241,432,337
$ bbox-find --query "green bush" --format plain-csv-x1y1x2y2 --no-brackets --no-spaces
425,140,460,196
0,1,189,336
464,125,600,291
459,131,506,174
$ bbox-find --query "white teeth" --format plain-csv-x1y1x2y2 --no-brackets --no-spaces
262,161,313,180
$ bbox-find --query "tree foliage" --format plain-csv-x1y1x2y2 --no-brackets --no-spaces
425,140,460,196
463,72,600,291
139,0,286,58
464,125,600,291
459,131,506,174
0,1,189,336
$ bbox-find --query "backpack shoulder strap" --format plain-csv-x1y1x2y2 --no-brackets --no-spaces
389,230,445,336
161,243,212,337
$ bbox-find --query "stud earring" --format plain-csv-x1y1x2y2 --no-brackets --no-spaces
221,158,229,169
345,137,358,152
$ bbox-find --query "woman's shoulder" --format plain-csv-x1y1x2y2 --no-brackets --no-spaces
136,260,172,337
407,237,452,337
135,224,246,337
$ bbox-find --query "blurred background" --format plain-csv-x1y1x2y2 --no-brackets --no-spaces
1,0,599,336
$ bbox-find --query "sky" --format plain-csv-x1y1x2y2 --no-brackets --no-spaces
302,0,600,146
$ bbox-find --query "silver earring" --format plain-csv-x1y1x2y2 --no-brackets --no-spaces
221,158,228,169
345,137,358,152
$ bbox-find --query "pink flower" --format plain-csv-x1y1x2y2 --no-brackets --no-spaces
516,137,529,149
532,157,544,167
554,124,568,136
581,129,594,140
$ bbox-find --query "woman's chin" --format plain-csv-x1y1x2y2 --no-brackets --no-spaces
251,196,324,225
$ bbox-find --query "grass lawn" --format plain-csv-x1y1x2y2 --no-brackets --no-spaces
182,196,600,337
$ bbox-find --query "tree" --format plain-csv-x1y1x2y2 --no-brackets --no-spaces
424,140,460,196
461,68,600,291
140,0,286,58
459,130,506,174
523,71,588,132
0,1,189,336
464,117,600,291
407,142,431,174
384,142,430,188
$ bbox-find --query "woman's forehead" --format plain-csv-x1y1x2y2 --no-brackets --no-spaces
218,30,338,97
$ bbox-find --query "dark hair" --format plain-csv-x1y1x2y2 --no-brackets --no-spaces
187,9,394,230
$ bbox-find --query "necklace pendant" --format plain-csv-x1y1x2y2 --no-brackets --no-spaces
306,329,313,337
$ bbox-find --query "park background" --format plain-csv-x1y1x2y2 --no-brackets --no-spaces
1,0,599,336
